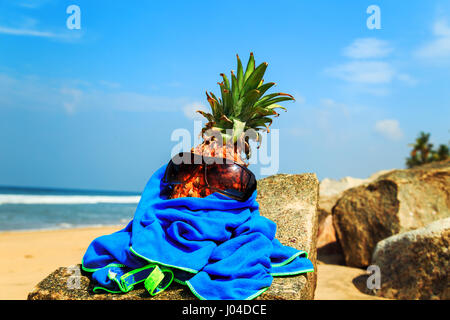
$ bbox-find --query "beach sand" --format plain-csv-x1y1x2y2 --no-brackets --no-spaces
0,225,121,300
0,226,383,300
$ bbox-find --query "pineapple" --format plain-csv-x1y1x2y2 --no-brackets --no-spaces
170,53,295,199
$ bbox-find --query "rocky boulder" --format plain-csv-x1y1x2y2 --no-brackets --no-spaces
370,218,450,300
318,177,366,224
316,215,344,264
317,170,391,262
318,169,392,222
332,160,450,267
28,173,320,300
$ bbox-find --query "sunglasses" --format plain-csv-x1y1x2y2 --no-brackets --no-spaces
162,152,257,202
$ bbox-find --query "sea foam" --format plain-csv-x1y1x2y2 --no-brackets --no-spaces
0,194,141,205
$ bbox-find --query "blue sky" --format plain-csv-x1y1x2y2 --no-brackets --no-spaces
0,0,449,192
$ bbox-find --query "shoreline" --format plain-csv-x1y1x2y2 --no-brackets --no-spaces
0,223,127,235
0,225,382,300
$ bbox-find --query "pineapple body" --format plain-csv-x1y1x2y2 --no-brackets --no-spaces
170,137,245,199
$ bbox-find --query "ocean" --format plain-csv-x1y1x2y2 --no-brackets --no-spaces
0,186,141,231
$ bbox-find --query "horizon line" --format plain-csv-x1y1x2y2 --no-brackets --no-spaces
0,184,141,195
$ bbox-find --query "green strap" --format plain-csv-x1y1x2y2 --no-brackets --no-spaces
145,265,173,296
98,264,174,295
108,269,128,292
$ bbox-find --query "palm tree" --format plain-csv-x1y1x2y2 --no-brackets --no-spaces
406,132,449,168
406,132,433,168
433,144,449,161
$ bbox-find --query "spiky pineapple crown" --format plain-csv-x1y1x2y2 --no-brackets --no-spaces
197,53,295,159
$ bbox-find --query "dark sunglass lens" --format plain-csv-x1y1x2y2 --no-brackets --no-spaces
205,164,250,192
221,188,245,199
165,162,198,183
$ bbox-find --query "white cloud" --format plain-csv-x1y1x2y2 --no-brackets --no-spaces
343,38,393,59
0,9,83,41
99,80,121,89
319,98,350,116
60,88,83,114
0,26,56,38
434,19,450,37
374,119,403,141
0,25,83,42
0,72,191,114
290,98,372,147
326,61,395,84
326,37,415,91
93,91,189,112
314,98,351,131
293,93,306,105
396,73,418,86
288,127,311,137
415,19,450,60
320,98,346,108
15,0,53,9
182,102,209,120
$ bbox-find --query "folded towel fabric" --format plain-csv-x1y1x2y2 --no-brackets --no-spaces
82,164,314,300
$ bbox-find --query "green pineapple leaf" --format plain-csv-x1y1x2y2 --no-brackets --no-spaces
241,62,268,98
267,103,287,112
235,89,261,117
231,71,240,105
255,95,295,108
196,110,215,123
203,53,296,156
243,52,255,83
236,54,244,91
220,73,230,90
256,82,276,97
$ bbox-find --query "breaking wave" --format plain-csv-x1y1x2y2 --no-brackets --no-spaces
0,194,141,205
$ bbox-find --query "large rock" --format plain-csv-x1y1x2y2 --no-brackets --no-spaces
317,215,337,249
318,177,366,225
370,218,450,300
318,169,391,222
256,173,319,299
316,215,344,265
332,160,450,267
317,170,391,263
28,173,319,300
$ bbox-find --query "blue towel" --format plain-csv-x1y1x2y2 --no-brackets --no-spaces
82,164,314,300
